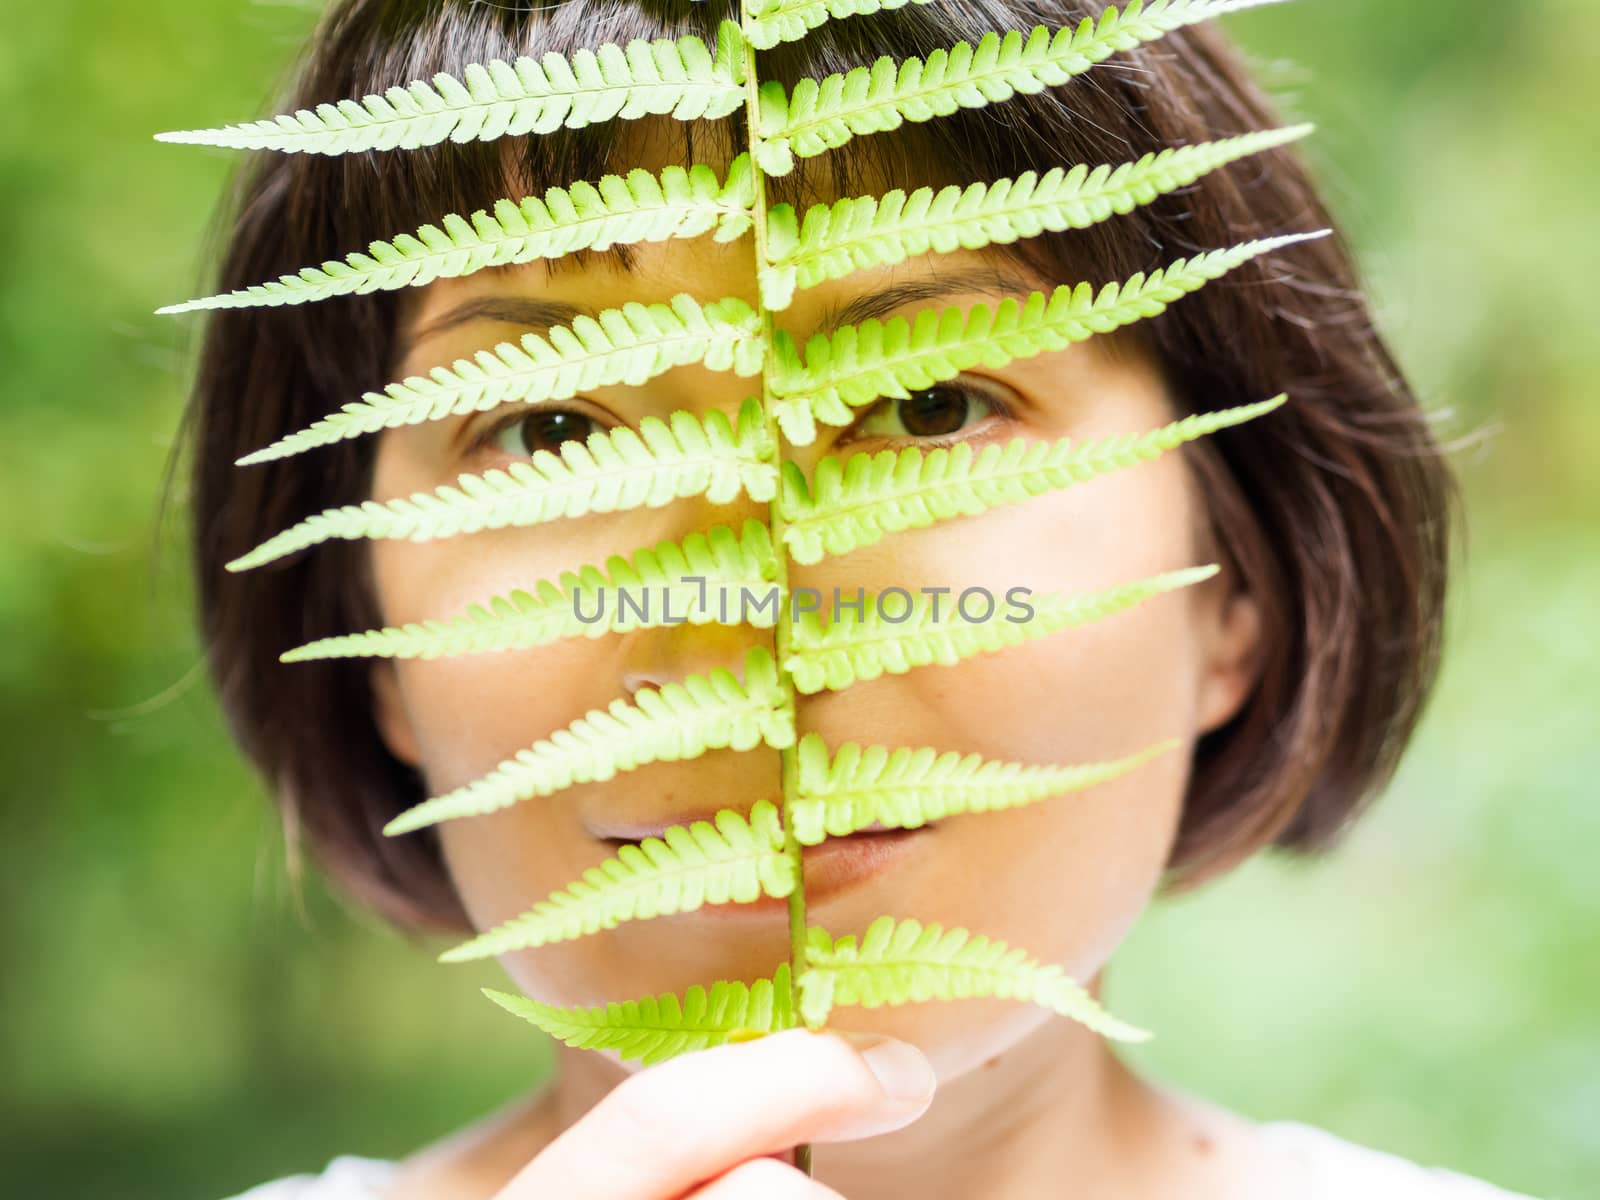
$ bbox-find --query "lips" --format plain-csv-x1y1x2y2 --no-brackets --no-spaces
589,813,927,844
590,817,936,913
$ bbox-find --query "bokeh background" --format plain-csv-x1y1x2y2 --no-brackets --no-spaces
3,1,1595,1197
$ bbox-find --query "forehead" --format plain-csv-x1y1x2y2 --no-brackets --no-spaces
394,119,1056,354
399,242,1049,360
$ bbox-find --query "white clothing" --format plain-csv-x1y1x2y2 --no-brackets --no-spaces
219,1120,1545,1198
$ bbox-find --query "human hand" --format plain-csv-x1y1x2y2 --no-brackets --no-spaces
490,1027,937,1198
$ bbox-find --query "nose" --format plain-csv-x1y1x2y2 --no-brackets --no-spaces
612,483,780,699
617,607,769,699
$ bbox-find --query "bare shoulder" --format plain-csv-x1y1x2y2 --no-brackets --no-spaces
384,1084,566,1200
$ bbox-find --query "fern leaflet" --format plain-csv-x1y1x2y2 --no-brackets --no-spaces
162,160,755,315
239,294,766,465
784,565,1218,693
770,234,1320,443
781,397,1284,564
485,962,794,1066
753,0,1287,175
439,801,795,961
758,127,1312,309
283,520,779,663
743,0,938,50
799,917,1150,1039
790,734,1177,844
383,647,795,835
155,22,748,155
227,398,776,572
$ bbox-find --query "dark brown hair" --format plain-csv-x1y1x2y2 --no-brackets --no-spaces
176,0,1454,934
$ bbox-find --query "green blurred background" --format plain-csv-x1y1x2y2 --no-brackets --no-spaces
2,1,1595,1196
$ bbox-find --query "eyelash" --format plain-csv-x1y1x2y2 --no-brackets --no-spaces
847,380,1012,448
470,403,607,460
468,379,1013,460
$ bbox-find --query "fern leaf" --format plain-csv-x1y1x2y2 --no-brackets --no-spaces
238,294,766,465
743,0,938,50
154,22,748,155
753,0,1287,175
226,398,776,572
439,802,795,961
790,734,1177,844
784,566,1217,694
759,127,1312,310
283,520,780,663
799,917,1149,1039
770,233,1320,443
781,395,1285,564
484,962,794,1066
161,160,755,315
383,647,794,835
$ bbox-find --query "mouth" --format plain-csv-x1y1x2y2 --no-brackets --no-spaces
594,815,909,841
594,819,936,914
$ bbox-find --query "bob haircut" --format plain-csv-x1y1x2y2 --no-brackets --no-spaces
178,0,1454,934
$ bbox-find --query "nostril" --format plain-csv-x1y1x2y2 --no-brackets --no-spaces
616,614,762,703
620,670,666,698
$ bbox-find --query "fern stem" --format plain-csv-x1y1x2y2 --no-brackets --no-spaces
740,4,815,1179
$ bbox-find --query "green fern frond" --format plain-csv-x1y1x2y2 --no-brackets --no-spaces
753,0,1286,175
780,396,1285,564
384,647,794,835
161,160,755,315
769,234,1319,443
160,0,1327,1091
484,962,794,1066
439,801,795,961
799,917,1149,1039
743,0,938,50
227,397,775,572
155,21,747,155
283,520,779,663
790,734,1177,844
238,294,765,465
784,565,1217,694
758,127,1312,310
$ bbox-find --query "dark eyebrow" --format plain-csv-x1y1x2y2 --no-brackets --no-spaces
813,266,1040,336
407,264,1042,348
408,297,595,346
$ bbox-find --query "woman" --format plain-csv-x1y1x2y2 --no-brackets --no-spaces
172,0,1533,1195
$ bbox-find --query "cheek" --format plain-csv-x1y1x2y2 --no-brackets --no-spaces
799,434,1208,763
364,462,660,939
799,453,1206,965
366,422,698,795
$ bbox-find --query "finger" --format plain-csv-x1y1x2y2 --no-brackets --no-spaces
682,1156,847,1199
495,1027,934,1200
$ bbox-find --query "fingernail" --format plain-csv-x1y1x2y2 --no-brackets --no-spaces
846,1034,936,1104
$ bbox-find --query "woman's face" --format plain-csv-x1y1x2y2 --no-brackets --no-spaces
366,163,1263,1082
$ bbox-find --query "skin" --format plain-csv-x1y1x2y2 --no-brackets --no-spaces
363,148,1279,1196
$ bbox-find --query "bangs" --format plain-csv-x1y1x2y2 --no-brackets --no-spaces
299,0,1167,304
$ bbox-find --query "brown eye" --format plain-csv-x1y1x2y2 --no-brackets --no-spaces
855,382,999,442
490,408,602,457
